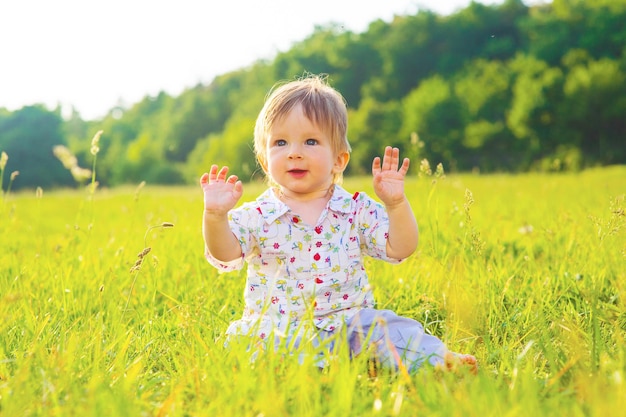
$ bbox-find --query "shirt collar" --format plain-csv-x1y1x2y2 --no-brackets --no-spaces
256,185,354,224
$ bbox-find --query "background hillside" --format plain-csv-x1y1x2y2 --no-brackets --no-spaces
1,0,625,190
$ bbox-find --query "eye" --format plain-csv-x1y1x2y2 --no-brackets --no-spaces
305,138,318,146
274,139,287,146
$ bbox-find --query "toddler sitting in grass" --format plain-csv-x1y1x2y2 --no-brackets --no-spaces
200,74,476,374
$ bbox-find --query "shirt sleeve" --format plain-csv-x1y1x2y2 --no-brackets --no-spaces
204,203,256,272
354,192,405,263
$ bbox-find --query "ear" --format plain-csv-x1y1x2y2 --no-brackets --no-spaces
332,151,350,174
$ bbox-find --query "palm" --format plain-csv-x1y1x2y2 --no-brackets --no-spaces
200,165,243,215
372,147,410,206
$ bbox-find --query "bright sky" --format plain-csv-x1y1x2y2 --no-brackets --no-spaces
0,0,545,120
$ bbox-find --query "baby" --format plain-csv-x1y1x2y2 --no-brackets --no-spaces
200,74,476,374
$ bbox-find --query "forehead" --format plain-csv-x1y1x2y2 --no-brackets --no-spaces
268,104,328,134
271,104,312,125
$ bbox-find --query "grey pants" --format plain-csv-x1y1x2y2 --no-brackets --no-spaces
345,308,448,371
262,308,449,372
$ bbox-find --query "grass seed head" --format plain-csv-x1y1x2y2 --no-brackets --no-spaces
53,145,78,170
71,166,92,182
419,159,432,177
0,151,7,170
90,130,103,156
435,163,445,178
138,247,152,258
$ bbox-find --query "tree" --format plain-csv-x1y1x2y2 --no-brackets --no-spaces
325,31,383,108
560,57,626,164
400,76,465,170
374,11,440,100
439,0,526,71
110,132,183,185
506,54,565,167
186,114,258,183
348,98,402,175
0,106,72,190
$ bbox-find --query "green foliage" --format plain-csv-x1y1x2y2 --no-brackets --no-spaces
560,57,626,164
347,98,403,175
507,54,565,167
401,76,465,168
186,114,259,183
2,0,626,188
0,106,72,190
1,168,625,415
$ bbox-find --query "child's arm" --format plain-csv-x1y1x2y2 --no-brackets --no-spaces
200,165,244,262
372,146,419,260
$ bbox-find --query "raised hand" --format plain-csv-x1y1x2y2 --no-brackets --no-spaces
372,146,410,207
200,165,243,217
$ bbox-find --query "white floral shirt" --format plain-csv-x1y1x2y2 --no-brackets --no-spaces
206,185,404,340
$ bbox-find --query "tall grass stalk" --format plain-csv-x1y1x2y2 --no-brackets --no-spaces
0,151,8,203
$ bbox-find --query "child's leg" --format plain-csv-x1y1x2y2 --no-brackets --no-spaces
346,308,476,373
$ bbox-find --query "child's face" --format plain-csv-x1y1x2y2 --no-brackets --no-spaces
265,103,348,198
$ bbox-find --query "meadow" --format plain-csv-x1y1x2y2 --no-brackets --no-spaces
0,166,624,416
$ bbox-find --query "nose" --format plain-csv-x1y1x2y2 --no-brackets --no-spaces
287,144,303,159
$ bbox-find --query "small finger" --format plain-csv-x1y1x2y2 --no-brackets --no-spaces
226,175,238,184
217,166,229,181
390,147,400,170
381,147,390,171
398,158,410,176
372,156,381,175
200,173,209,184
208,165,219,181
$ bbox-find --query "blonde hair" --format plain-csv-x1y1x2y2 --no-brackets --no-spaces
254,74,351,183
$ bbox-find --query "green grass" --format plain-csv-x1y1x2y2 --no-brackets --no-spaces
1,167,625,416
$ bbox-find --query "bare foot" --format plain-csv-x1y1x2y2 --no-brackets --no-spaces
442,352,478,375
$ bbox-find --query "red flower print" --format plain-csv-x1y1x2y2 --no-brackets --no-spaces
273,242,280,249
316,241,322,248
292,216,299,223
313,253,321,261
314,226,323,234
352,192,359,200
324,291,331,297
297,283,304,289
315,278,324,284
290,256,296,263
343,294,349,300
250,286,255,292
271,296,279,304
256,207,262,214
260,333,266,339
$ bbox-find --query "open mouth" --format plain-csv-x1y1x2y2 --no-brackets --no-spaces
288,169,307,177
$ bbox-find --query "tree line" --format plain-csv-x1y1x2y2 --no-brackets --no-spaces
1,0,625,190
